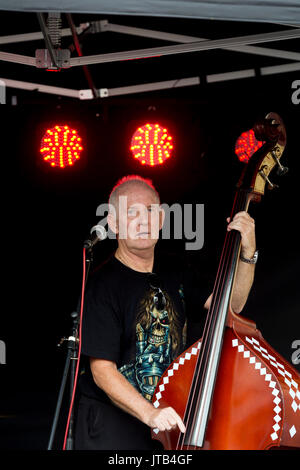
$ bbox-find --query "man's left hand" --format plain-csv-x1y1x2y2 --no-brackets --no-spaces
227,211,256,258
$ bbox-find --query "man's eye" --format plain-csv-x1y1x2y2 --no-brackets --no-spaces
128,209,137,216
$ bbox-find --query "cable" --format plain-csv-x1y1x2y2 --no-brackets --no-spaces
66,13,99,99
62,247,86,450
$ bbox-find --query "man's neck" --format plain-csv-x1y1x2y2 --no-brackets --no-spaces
115,246,154,273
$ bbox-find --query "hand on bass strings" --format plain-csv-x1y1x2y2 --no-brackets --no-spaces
226,211,256,258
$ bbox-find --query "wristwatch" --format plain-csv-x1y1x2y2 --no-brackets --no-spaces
240,250,259,264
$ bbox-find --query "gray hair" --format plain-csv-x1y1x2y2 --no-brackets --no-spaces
108,175,160,213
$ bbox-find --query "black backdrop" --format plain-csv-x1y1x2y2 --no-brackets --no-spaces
0,68,299,450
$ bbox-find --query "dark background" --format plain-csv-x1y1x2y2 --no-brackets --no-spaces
0,11,299,450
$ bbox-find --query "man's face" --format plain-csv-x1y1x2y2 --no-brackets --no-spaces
111,185,164,251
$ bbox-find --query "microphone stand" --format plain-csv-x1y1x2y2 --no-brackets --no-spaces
47,247,93,450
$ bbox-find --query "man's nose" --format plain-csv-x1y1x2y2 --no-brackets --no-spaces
138,208,150,225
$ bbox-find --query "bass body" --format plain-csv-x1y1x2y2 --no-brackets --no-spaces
152,112,300,450
152,311,300,450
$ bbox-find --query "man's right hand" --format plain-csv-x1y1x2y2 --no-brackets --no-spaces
147,406,186,433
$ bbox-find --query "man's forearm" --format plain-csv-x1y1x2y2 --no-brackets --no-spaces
90,359,186,433
91,361,155,426
231,259,255,313
226,211,256,314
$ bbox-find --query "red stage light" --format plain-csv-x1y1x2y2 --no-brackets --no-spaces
130,123,174,166
235,129,264,163
40,125,83,168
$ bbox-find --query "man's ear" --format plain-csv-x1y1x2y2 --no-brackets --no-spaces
107,212,118,235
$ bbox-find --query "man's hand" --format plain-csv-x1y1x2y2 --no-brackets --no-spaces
227,211,256,258
147,406,186,433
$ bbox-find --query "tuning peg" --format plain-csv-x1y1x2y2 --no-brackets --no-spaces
267,181,279,190
259,166,279,190
271,150,289,176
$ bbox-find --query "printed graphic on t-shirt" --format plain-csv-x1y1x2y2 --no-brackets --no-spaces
119,285,186,401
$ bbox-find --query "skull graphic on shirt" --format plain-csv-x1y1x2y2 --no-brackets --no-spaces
119,290,172,401
135,303,172,400
118,282,186,401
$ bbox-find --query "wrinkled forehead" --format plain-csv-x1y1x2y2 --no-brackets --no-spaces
118,184,159,208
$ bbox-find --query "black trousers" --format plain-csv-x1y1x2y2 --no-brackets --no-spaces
74,395,163,450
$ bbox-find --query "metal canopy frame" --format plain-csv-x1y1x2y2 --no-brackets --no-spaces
0,16,300,100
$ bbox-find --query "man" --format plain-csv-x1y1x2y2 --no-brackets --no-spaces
74,175,256,450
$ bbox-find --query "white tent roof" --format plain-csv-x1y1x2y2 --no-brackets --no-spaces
0,3,299,102
0,0,300,25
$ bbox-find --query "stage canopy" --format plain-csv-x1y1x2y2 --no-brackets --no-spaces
0,1,299,103
0,0,300,25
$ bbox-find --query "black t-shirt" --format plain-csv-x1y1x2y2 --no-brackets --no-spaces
78,250,212,403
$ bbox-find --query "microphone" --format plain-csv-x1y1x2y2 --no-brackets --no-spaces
83,224,107,250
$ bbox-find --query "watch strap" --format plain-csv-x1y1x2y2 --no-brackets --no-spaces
240,250,258,264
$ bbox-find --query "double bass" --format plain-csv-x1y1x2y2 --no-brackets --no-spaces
151,112,300,450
